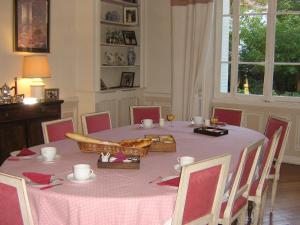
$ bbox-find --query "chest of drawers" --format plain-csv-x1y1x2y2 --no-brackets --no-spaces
0,100,63,164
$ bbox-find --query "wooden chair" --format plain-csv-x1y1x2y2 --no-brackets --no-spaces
218,138,264,225
0,172,34,225
168,154,231,225
264,116,291,212
42,117,75,144
81,111,112,135
212,107,243,126
248,127,282,225
130,106,161,125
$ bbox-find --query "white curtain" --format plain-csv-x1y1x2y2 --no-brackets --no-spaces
171,0,214,120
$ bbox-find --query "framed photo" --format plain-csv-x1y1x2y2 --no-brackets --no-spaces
120,72,135,88
14,0,50,52
122,30,137,45
124,7,138,25
44,88,59,101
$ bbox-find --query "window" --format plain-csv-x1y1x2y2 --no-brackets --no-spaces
216,0,300,100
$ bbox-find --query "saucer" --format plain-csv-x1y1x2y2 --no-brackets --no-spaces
37,154,61,163
139,124,154,129
174,164,181,173
10,151,37,160
67,173,96,183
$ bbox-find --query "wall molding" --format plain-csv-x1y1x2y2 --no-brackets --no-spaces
283,155,300,165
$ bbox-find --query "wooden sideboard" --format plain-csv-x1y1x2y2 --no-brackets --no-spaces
0,100,64,165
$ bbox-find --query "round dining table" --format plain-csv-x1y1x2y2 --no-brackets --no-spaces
0,121,265,225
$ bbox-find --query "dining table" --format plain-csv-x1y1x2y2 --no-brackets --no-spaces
0,121,266,225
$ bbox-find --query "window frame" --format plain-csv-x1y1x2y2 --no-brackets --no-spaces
214,0,300,103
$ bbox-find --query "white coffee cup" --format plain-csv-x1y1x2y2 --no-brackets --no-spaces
141,119,153,128
73,164,94,181
159,118,165,127
41,147,57,161
177,156,195,166
191,116,203,125
204,119,210,127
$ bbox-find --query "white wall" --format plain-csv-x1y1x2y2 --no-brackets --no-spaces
0,0,77,100
144,0,172,96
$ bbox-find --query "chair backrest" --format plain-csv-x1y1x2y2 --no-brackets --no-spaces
172,154,231,225
264,116,291,162
81,111,112,135
130,106,161,125
42,117,75,144
212,107,243,126
223,138,264,218
0,172,34,225
255,127,282,196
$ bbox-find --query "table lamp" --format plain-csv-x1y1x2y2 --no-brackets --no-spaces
22,55,51,99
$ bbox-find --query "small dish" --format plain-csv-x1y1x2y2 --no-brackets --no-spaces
174,164,181,173
67,173,96,184
10,151,37,160
36,154,61,163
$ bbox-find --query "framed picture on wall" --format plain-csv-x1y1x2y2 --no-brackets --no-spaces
14,0,50,52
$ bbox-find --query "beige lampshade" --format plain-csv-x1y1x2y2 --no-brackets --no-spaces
22,55,51,78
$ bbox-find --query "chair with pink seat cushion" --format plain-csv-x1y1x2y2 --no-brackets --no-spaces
130,106,161,125
81,111,112,135
212,107,243,126
264,116,291,213
42,117,75,144
218,138,264,225
248,127,282,225
167,154,231,225
0,172,34,225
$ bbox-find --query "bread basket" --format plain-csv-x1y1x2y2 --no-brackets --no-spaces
66,133,149,157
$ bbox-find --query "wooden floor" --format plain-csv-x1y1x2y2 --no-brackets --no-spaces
262,163,300,225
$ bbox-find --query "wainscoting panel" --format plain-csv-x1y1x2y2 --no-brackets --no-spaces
96,99,118,128
118,96,138,126
212,101,300,165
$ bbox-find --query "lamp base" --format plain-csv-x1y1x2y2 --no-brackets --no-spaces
30,85,45,99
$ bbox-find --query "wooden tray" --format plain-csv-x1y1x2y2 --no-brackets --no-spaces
145,135,176,152
97,156,140,169
193,127,228,137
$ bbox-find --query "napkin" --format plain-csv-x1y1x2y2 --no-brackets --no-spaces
157,176,180,187
17,148,36,157
23,172,52,184
113,151,127,163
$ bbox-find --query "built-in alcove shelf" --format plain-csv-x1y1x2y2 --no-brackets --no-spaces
100,86,142,93
101,42,139,47
102,0,139,7
101,20,138,27
101,65,140,68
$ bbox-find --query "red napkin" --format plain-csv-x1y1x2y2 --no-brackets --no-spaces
113,151,127,163
157,176,180,187
22,172,52,184
17,148,36,157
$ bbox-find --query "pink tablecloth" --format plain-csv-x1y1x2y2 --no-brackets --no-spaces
0,121,265,225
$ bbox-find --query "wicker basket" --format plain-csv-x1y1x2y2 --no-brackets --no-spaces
77,142,149,157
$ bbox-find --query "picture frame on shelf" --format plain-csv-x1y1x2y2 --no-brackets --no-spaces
122,30,137,45
123,7,138,25
101,79,108,90
14,0,50,53
120,72,135,88
44,88,59,101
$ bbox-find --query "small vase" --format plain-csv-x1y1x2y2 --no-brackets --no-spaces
127,48,136,65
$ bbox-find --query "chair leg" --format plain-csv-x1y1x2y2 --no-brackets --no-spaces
258,191,268,225
238,208,247,225
270,178,278,213
252,201,261,225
